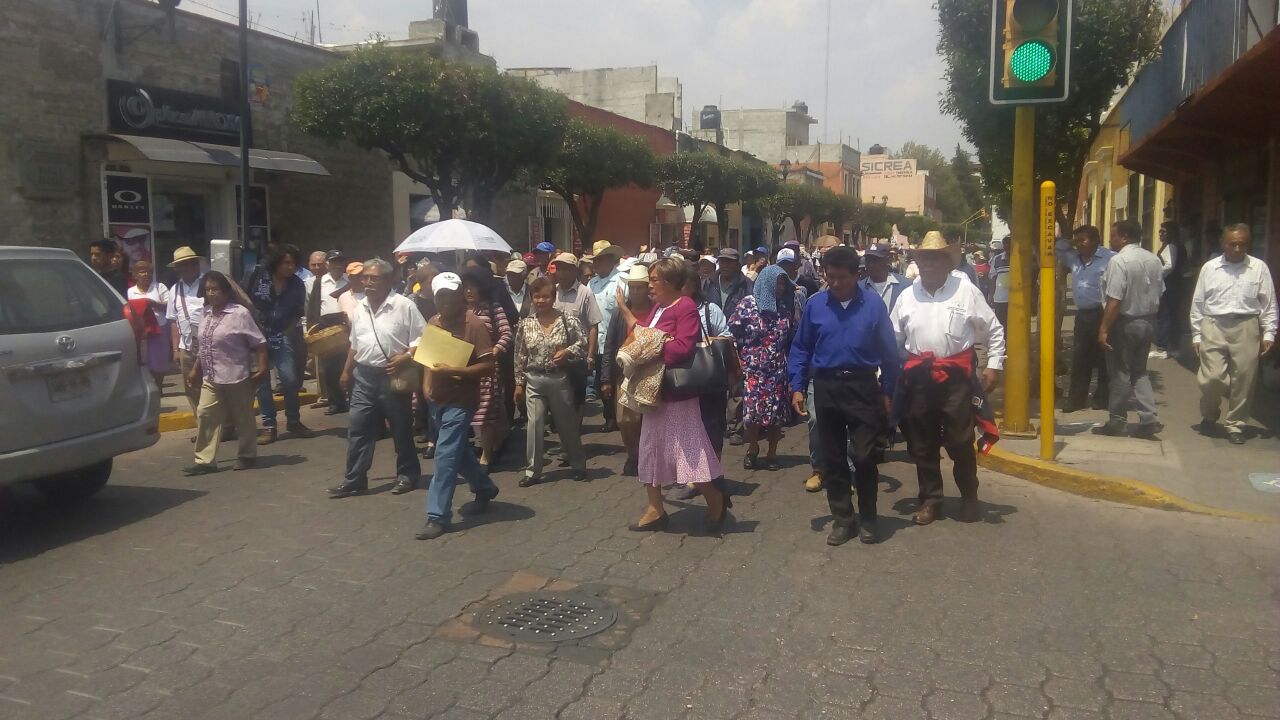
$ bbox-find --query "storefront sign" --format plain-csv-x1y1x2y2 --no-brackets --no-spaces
107,79,243,145
16,139,78,199
860,155,917,179
105,174,151,225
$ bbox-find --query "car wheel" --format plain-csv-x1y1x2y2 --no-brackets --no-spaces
33,460,113,503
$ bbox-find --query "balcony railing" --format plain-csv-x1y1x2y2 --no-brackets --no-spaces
1124,0,1278,146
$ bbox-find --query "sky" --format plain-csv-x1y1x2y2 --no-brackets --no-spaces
184,0,969,155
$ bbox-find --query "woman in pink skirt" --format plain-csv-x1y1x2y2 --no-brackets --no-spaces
617,257,727,533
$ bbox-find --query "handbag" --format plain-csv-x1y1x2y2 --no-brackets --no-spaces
661,304,728,395
559,314,590,405
365,305,421,394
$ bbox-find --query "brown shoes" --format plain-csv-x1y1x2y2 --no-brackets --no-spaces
256,427,277,445
804,473,824,493
912,502,940,526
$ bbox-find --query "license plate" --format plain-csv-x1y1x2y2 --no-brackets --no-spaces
46,371,91,403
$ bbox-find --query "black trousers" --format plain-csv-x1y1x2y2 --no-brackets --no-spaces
594,353,616,425
1068,307,1108,407
812,374,887,521
901,373,978,505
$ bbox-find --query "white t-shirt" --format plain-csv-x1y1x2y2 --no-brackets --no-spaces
127,283,170,327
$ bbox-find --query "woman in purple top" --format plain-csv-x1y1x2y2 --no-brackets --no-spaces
617,258,727,534
184,271,269,476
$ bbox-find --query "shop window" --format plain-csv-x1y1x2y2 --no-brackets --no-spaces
220,59,242,103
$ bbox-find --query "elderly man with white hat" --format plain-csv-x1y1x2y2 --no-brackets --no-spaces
890,232,1005,526
415,271,501,540
166,246,207,415
329,258,426,500
587,241,626,431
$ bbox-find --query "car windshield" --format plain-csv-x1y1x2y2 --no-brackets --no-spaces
0,259,122,335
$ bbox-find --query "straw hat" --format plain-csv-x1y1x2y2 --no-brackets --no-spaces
813,235,841,250
914,231,963,265
168,246,204,267
624,264,650,283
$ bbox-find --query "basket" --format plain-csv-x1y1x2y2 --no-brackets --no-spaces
305,324,350,358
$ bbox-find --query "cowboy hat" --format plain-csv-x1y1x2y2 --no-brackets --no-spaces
168,246,205,267
914,231,963,265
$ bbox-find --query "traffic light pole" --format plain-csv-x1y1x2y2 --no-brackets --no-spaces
1002,105,1035,436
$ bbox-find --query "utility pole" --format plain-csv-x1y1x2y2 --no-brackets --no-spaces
238,0,253,267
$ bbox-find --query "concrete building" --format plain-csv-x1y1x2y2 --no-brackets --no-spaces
695,102,862,200
860,153,940,221
506,66,683,132
2,0,396,274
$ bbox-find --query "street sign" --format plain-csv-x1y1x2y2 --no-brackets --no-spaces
1040,181,1056,268
990,0,1073,105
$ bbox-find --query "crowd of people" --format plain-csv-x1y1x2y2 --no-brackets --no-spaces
85,214,1275,543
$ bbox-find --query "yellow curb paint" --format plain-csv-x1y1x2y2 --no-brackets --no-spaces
978,446,1277,524
159,393,319,434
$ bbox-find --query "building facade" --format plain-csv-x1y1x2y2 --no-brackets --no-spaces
506,66,683,133
1112,0,1279,264
859,154,939,221
3,0,400,276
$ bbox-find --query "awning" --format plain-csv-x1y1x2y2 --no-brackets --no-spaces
1120,27,1280,182
98,134,329,176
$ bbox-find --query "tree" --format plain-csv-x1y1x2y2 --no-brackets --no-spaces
540,119,656,248
861,203,907,240
757,184,838,245
292,45,567,222
937,0,1163,216
656,152,779,249
895,141,971,222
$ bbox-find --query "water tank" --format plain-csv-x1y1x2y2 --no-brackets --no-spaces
792,101,809,116
869,144,886,155
700,105,721,130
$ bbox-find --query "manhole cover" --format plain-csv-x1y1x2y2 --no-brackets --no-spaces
475,592,617,643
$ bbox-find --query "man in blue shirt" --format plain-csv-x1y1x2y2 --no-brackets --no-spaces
788,246,900,546
1064,225,1115,412
858,243,909,312
246,243,314,444
587,243,624,432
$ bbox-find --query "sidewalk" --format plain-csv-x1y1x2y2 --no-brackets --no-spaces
992,313,1280,520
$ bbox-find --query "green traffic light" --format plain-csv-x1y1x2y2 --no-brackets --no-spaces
1010,40,1054,82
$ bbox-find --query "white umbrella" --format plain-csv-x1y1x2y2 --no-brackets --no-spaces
395,218,511,254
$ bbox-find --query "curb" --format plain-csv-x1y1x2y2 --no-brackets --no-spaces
978,446,1278,524
159,392,320,433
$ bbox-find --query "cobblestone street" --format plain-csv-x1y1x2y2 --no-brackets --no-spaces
2,411,1278,720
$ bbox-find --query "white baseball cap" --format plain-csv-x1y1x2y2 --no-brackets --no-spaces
776,248,798,264
431,272,462,295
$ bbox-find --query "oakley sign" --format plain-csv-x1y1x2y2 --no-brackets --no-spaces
106,79,243,144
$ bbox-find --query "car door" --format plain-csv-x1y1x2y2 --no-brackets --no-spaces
0,257,151,454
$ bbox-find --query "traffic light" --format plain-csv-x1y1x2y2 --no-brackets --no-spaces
989,0,1072,105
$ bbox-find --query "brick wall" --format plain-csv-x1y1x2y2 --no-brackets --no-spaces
0,0,395,260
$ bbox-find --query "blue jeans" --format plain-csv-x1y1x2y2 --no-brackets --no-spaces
256,336,301,427
426,403,497,523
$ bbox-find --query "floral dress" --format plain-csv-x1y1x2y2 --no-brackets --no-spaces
470,302,512,429
728,294,792,428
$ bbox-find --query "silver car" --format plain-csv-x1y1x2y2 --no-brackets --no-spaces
0,246,161,500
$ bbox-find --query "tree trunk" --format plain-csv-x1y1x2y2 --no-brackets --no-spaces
714,202,729,252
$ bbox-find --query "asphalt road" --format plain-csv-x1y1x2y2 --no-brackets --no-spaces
2,409,1278,720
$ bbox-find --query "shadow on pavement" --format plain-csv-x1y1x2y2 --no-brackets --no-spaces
887,497,1018,525
0,484,206,565
808,513,914,542
253,454,307,469
453,500,535,530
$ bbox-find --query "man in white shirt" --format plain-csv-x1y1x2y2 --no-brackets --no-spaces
330,258,427,498
551,253,602,407
165,247,206,415
1152,222,1185,359
891,232,1004,526
305,250,351,414
1189,224,1278,444
1095,220,1165,439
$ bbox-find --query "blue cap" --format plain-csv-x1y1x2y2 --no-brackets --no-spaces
534,242,556,253
755,246,768,256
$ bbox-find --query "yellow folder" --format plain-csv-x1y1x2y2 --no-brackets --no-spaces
413,324,475,369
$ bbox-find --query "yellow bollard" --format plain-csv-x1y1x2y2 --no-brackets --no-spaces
1039,181,1057,460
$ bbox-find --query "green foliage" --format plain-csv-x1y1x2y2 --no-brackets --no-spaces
292,45,567,221
860,202,907,240
541,119,656,246
657,152,779,247
757,184,841,243
937,0,1163,216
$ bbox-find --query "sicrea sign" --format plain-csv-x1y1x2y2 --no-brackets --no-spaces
860,156,917,179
